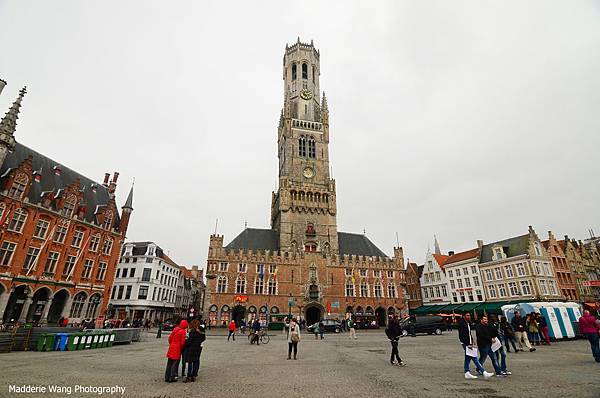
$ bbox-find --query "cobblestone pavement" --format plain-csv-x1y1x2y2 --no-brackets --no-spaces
1,330,600,398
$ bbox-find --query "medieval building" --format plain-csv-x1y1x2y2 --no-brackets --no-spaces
205,40,406,327
0,80,133,326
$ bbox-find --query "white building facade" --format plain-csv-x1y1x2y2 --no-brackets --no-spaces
108,241,182,321
419,249,451,305
444,248,486,304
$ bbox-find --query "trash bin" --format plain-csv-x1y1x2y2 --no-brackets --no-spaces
67,333,81,351
54,333,69,351
78,333,88,350
44,333,56,351
100,333,107,348
107,332,115,347
84,334,94,349
91,334,99,349
36,334,47,351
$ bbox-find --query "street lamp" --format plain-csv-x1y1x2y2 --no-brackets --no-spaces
157,298,167,339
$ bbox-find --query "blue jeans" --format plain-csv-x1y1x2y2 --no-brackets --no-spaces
585,333,600,362
187,360,200,378
502,335,517,352
462,344,485,374
479,344,502,375
494,347,507,372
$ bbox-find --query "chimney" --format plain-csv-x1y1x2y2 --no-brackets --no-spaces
477,240,484,250
0,79,6,96
103,173,110,187
448,251,455,256
112,171,119,183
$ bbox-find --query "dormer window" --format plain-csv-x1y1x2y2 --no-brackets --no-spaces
494,248,503,260
9,173,28,199
103,210,113,230
534,242,542,256
61,195,77,217
147,246,156,256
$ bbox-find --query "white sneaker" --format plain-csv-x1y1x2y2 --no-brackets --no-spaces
483,371,494,379
465,372,478,379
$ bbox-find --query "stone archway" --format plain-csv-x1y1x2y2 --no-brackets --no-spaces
28,287,52,324
232,305,246,326
375,307,387,326
305,303,324,327
48,289,69,325
3,285,30,324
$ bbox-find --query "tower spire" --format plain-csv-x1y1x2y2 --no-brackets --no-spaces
0,86,27,151
122,180,134,211
434,234,441,255
321,91,328,111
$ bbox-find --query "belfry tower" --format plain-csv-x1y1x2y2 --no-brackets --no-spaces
271,39,338,254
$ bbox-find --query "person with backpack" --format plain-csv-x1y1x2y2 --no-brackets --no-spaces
385,317,405,366
287,318,301,360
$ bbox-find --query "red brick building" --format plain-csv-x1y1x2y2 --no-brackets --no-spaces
542,231,578,301
0,82,133,326
405,261,423,310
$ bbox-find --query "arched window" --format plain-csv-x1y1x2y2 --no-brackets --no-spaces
360,281,369,297
85,294,102,318
308,137,316,158
103,210,113,230
345,281,355,297
302,63,308,79
323,194,329,203
298,136,306,157
312,65,316,83
270,306,280,314
8,208,28,233
217,276,227,293
254,277,264,294
9,173,28,199
220,305,230,324
236,277,246,294
388,283,397,298
70,292,88,318
373,282,383,298
267,278,277,295
291,63,297,80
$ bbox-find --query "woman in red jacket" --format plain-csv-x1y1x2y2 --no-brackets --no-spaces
578,311,600,363
165,319,188,382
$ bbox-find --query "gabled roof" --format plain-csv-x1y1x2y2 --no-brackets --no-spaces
338,232,387,257
225,228,279,251
224,228,389,257
0,142,119,226
444,248,479,266
180,266,193,278
433,254,450,269
122,241,179,267
480,234,529,264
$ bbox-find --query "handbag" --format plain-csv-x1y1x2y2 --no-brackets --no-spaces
291,334,299,343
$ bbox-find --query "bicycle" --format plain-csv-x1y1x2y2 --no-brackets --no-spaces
248,328,270,345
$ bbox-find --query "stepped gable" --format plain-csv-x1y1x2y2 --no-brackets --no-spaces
0,142,119,226
338,232,387,258
479,234,529,264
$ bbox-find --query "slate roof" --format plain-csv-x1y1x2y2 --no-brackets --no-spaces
444,248,479,266
338,232,387,257
122,241,180,267
0,142,119,226
224,228,389,257
479,234,529,264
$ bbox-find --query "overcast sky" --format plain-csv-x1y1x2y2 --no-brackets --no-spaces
1,1,599,267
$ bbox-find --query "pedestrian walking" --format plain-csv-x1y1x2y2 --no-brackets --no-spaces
526,313,540,346
537,313,551,346
287,318,300,360
319,320,324,339
476,315,503,377
251,318,261,345
488,314,511,376
165,319,188,383
385,317,405,366
458,313,493,379
578,310,600,363
314,321,320,339
183,320,206,382
511,312,535,352
227,319,236,341
499,316,518,353
239,319,246,335
348,317,357,340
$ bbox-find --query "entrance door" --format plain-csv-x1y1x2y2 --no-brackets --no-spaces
48,290,68,325
232,305,246,326
306,306,322,327
375,307,387,326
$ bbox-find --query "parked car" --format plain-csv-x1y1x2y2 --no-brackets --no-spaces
307,319,341,333
355,320,380,329
399,315,446,336
161,319,177,331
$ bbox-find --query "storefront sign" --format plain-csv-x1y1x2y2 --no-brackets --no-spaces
583,281,600,287
331,301,340,309
235,295,249,303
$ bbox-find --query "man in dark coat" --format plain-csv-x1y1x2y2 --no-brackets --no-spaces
459,313,492,379
385,317,405,366
183,320,206,382
476,316,502,376
251,318,261,345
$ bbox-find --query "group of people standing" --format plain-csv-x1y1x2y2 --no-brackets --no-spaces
165,319,206,383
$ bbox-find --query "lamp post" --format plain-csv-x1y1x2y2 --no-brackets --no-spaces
157,298,167,338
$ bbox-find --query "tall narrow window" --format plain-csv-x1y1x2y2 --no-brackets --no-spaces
97,262,107,281
345,281,355,297
71,229,84,248
291,63,297,80
0,241,17,266
302,63,308,79
8,209,28,233
308,137,316,158
33,219,50,239
217,276,227,293
268,278,277,295
254,277,264,294
9,173,28,199
312,65,316,83
103,210,113,230
44,252,60,274
298,136,306,157
61,196,76,217
236,277,246,294
63,255,77,277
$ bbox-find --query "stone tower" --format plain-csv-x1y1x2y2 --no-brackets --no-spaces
0,85,26,167
271,39,338,254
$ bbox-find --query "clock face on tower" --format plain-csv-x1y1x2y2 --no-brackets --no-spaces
303,167,314,179
300,89,313,100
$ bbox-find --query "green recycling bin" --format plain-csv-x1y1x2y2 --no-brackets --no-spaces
91,334,100,349
84,334,94,349
44,334,56,352
100,333,107,348
107,332,115,347
67,333,81,351
78,333,87,350
36,334,47,351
